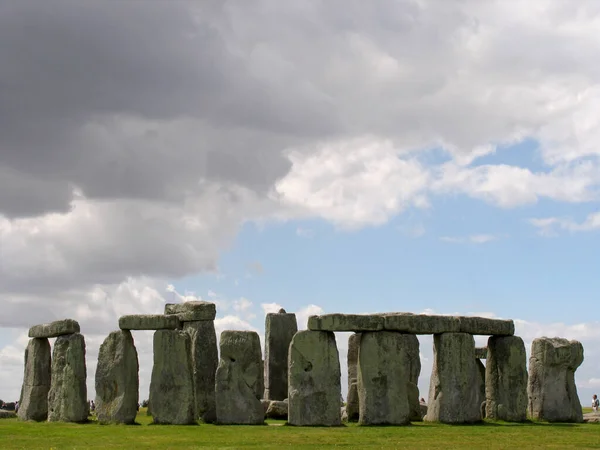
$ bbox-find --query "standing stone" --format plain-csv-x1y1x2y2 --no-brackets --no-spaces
184,321,218,423
18,338,51,421
288,330,341,426
215,330,264,425
476,359,486,416
404,334,422,422
47,333,88,423
264,309,298,401
95,330,139,424
424,333,482,424
528,337,584,423
358,331,412,425
486,335,527,422
346,333,361,422
149,330,195,425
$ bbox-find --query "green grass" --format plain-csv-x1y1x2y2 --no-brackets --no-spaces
0,408,598,450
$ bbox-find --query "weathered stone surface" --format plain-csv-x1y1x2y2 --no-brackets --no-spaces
383,313,460,334
457,316,514,336
28,319,80,338
265,400,288,419
485,336,527,422
261,399,270,415
308,314,384,332
346,333,361,422
583,412,600,423
118,314,180,331
288,330,341,426
475,347,488,359
0,410,17,419
404,334,422,422
264,310,297,400
184,320,218,423
18,338,51,421
358,332,412,425
476,358,486,416
48,333,88,423
149,330,195,424
528,337,584,423
165,301,216,321
215,331,264,425
424,333,483,424
95,330,139,424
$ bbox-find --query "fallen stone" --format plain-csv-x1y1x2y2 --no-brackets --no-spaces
215,331,264,425
288,330,341,426
95,330,139,424
457,316,514,336
165,301,216,321
307,314,384,332
18,338,51,422
118,314,180,331
383,313,460,334
485,336,528,422
48,333,88,423
346,333,361,422
149,330,195,425
264,310,297,400
528,337,584,423
261,399,271,415
475,347,488,359
0,410,16,419
424,333,483,424
266,400,288,419
583,412,600,423
28,319,80,338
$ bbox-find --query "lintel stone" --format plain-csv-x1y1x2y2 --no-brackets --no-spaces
164,301,216,321
307,314,384,332
28,319,80,338
119,314,180,331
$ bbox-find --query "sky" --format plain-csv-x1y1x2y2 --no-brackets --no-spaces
0,0,599,405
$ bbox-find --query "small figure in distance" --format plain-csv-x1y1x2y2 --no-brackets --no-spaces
593,394,599,412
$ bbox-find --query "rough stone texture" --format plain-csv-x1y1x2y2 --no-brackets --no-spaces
28,319,80,338
404,334,422,422
308,314,384,332
265,400,288,419
485,336,528,422
149,330,195,425
264,310,297,400
457,316,514,336
424,333,483,424
475,347,488,359
346,333,361,422
383,313,460,334
48,333,88,423
288,330,341,426
118,314,180,331
476,359,486,416
261,399,270,415
95,330,139,424
583,412,600,423
0,410,17,419
18,338,51,421
358,332,412,425
184,320,218,423
165,301,217,322
215,331,264,425
528,337,584,423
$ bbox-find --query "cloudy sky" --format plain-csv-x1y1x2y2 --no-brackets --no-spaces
1,0,599,405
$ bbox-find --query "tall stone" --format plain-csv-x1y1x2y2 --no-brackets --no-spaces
149,330,195,425
346,333,361,422
264,309,298,401
404,334,422,422
48,333,88,423
528,337,584,423
476,358,486,416
424,332,482,424
485,335,527,422
95,330,139,424
288,330,341,426
215,330,264,425
184,321,218,423
18,338,51,421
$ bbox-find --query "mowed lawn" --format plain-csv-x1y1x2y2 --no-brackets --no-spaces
0,408,598,450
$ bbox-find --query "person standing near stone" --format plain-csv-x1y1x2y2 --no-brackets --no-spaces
592,394,599,412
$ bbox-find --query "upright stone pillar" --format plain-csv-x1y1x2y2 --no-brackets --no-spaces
528,337,583,423
48,333,88,423
288,330,341,426
18,338,51,421
264,308,298,401
485,335,527,422
149,329,195,424
95,330,139,424
404,333,422,422
424,332,482,424
346,333,360,422
215,330,264,425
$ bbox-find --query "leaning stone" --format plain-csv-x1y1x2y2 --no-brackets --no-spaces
264,310,298,400
149,330,195,424
346,333,361,422
95,330,139,424
215,331,264,425
307,314,384,332
164,301,216,321
48,333,88,423
457,316,514,336
265,400,288,419
28,319,80,338
288,330,341,426
528,337,584,423
475,347,488,359
184,320,218,423
118,314,180,331
358,331,412,425
383,313,460,334
424,333,482,424
18,338,51,421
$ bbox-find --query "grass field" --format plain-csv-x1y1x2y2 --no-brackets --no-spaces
0,408,598,450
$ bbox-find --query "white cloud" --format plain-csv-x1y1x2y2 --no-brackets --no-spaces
296,227,315,238
296,304,325,330
440,234,501,244
529,212,600,236
261,303,284,315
